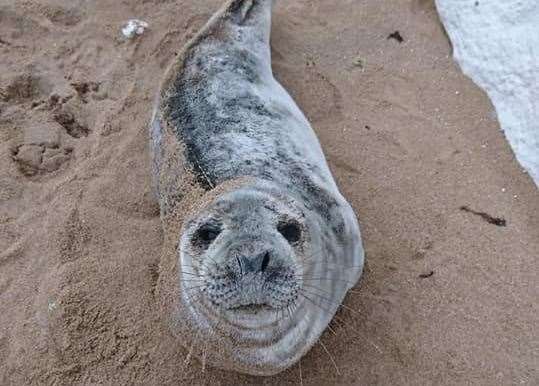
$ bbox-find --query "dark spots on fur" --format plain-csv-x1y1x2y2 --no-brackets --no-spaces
280,162,346,242
235,49,261,83
223,95,276,118
165,75,218,190
163,43,281,190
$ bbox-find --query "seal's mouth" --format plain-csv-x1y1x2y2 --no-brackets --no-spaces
229,303,272,313
202,268,300,312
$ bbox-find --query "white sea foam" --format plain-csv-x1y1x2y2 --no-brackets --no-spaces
436,0,539,186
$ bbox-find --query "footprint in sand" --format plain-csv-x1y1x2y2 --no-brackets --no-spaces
4,69,100,176
1,73,47,104
38,3,83,27
11,120,73,176
53,110,89,138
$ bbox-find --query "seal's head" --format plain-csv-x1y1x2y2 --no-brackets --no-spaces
180,185,306,324
171,181,363,375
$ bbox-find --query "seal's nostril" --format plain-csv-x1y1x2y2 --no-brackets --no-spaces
261,252,270,272
238,251,272,274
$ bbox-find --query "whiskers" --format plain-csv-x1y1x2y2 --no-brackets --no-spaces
296,275,384,359
272,301,299,324
177,257,214,303
319,340,341,376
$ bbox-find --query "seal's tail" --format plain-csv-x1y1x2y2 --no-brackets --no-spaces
222,0,273,42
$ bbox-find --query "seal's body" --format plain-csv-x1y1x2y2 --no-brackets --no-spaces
151,0,364,376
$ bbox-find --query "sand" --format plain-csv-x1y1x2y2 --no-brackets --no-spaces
0,0,537,385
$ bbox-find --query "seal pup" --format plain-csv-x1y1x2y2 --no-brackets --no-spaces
151,0,364,376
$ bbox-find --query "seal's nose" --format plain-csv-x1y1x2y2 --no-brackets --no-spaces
239,251,271,274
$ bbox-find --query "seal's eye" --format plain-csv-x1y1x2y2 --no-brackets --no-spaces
193,223,222,247
277,221,302,244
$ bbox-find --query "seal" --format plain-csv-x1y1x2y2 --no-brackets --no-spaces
150,0,364,376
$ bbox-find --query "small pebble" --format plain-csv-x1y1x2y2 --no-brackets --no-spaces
122,19,149,39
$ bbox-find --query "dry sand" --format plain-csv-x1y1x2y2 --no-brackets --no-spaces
1,0,538,385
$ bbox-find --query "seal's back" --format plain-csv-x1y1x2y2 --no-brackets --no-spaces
151,0,337,195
